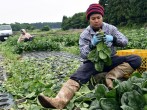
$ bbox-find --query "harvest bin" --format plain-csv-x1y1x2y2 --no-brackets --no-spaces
116,49,147,73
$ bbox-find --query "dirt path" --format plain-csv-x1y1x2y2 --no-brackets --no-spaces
22,51,81,60
0,55,14,109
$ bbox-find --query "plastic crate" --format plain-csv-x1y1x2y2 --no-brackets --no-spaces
116,49,147,73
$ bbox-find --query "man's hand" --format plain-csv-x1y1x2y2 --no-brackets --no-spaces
91,35,101,46
103,35,113,43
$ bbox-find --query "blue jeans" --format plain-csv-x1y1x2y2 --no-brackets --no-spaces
70,55,142,85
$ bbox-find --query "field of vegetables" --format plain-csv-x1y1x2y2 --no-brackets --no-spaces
0,27,146,110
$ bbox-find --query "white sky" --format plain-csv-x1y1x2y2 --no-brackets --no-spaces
0,0,99,24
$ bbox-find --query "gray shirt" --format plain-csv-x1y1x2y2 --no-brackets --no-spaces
79,22,128,60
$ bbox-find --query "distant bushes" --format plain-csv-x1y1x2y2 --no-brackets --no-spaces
41,26,50,31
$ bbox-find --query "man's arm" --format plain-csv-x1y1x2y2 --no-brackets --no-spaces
111,26,128,47
79,32,92,59
17,35,23,43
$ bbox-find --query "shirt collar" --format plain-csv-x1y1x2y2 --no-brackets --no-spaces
88,22,104,35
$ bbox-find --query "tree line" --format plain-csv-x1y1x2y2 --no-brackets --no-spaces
0,22,62,31
61,0,146,30
102,0,146,26
1,0,146,31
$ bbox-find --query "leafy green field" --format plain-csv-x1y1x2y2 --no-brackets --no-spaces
0,27,146,110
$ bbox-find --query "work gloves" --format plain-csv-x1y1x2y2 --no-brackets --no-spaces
91,35,101,46
90,34,114,49
103,35,113,43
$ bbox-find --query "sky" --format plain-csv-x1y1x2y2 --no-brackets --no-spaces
0,0,99,24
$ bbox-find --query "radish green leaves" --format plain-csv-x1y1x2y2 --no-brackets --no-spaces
88,30,112,71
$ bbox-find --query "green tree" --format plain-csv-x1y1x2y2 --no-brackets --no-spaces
41,25,50,31
61,13,88,30
11,22,21,31
61,16,71,30
128,0,147,25
99,0,108,8
70,12,88,29
104,0,147,26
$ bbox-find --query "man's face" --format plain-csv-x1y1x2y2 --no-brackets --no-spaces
21,31,25,35
89,14,103,30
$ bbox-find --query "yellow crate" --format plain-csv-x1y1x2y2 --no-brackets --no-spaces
116,49,147,73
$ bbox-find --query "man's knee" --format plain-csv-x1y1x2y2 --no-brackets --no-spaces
126,55,142,69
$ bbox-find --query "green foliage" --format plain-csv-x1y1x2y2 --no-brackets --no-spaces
0,28,147,109
7,1,146,31
3,56,80,109
32,22,61,29
87,30,112,71
11,22,35,31
41,25,50,31
10,22,61,31
62,46,80,55
61,13,88,30
63,34,79,46
14,39,60,54
9,0,146,31
61,16,71,30
3,36,60,54
104,0,146,26
117,28,147,49
0,30,80,57
68,72,147,109
61,0,146,30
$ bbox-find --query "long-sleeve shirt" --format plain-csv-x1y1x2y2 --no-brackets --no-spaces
79,22,128,60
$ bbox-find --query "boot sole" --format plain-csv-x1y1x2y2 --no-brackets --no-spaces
38,95,55,108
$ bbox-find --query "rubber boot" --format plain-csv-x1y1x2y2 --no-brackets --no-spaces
105,62,134,89
94,72,107,84
88,72,107,90
38,79,80,109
